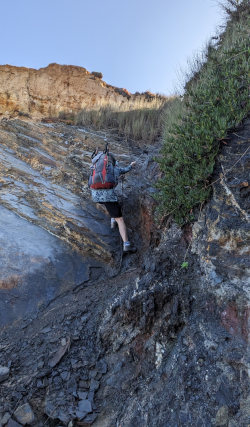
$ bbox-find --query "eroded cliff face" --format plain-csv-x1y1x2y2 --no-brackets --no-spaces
0,117,249,427
0,64,156,119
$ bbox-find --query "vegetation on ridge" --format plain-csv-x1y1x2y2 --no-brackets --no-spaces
75,95,173,144
156,0,249,225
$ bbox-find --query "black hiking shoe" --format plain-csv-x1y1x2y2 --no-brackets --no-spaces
123,242,137,253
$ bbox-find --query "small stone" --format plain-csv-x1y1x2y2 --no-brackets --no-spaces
66,377,77,393
72,361,83,369
37,379,45,389
84,413,98,424
106,375,115,386
215,406,229,426
113,362,123,374
78,400,92,414
96,359,107,374
37,360,44,369
7,419,22,427
61,338,67,346
78,391,88,400
76,398,92,420
60,371,70,381
70,359,78,367
87,391,95,404
41,326,52,333
49,337,58,343
81,374,89,381
89,379,99,391
0,366,10,383
1,412,11,424
79,380,89,389
95,372,102,380
12,392,22,401
76,410,87,420
14,403,35,425
57,409,70,424
89,370,98,379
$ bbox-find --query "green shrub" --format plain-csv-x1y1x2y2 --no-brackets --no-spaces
156,0,249,225
91,71,103,79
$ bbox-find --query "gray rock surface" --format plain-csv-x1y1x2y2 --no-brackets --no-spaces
0,119,143,326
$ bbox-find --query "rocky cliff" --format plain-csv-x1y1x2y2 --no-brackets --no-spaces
0,63,157,119
0,116,249,426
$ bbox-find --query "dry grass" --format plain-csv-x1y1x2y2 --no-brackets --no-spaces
75,96,176,144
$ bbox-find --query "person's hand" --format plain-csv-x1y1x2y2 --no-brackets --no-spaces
130,161,136,168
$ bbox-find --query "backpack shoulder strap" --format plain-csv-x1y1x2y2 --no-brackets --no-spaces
92,152,103,165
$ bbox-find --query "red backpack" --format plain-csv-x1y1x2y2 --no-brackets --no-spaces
88,152,117,189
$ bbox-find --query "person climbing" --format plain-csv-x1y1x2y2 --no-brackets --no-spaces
89,144,137,253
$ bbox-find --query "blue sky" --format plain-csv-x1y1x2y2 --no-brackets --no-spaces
0,0,225,95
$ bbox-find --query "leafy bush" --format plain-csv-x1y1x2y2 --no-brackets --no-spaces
91,71,103,79
156,0,249,225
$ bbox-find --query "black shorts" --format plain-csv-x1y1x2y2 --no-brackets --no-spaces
101,202,122,218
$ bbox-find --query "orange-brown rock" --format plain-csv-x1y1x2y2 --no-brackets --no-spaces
0,63,160,119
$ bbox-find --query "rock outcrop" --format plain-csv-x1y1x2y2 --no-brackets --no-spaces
93,120,250,426
0,117,249,426
0,117,153,325
0,63,160,119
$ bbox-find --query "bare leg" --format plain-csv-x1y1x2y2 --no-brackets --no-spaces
115,217,128,242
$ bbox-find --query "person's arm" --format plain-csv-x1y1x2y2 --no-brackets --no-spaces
116,161,136,175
